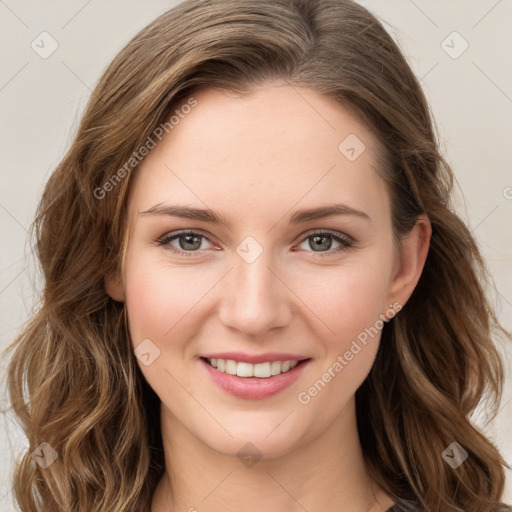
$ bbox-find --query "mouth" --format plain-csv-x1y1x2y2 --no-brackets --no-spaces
200,356,311,378
199,356,312,400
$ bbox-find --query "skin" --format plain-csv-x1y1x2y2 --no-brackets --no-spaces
106,83,431,512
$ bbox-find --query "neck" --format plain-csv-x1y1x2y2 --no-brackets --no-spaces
151,396,395,512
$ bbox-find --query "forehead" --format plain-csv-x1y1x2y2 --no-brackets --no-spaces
128,84,390,227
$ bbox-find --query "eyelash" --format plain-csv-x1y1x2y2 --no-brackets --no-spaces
156,229,354,258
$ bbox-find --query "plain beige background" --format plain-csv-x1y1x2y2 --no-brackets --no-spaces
0,1,511,510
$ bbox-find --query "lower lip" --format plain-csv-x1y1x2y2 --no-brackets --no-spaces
199,358,311,400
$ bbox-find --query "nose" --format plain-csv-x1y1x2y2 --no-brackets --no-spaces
217,247,293,337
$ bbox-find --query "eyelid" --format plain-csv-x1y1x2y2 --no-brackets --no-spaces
156,228,219,250
156,228,355,257
295,228,354,245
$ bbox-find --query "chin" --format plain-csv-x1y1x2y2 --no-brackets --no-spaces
201,426,305,463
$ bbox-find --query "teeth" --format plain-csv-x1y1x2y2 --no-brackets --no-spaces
207,358,299,378
225,359,237,375
270,361,281,375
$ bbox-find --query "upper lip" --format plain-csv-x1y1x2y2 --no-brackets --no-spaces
200,352,310,364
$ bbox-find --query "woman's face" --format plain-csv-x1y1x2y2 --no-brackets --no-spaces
107,84,429,459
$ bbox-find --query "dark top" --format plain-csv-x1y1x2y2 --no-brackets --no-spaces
387,502,411,511
385,500,512,511
386,498,421,511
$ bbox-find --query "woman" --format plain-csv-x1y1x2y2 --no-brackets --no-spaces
4,0,511,510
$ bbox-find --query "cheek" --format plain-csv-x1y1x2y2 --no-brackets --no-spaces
297,255,392,345
295,272,388,413
123,255,208,397
294,252,393,401
123,255,202,348
125,243,393,347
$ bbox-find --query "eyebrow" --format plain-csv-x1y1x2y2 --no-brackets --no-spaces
139,202,371,227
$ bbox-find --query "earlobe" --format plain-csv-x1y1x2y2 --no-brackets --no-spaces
104,273,125,302
386,214,432,309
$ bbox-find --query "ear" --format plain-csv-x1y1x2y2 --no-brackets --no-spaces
104,272,125,302
386,214,431,310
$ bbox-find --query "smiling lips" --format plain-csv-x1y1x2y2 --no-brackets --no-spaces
199,352,311,400
205,357,300,377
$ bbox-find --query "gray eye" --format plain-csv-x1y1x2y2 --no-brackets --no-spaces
176,234,204,251
299,234,341,252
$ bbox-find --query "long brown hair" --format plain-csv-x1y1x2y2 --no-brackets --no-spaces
3,0,511,510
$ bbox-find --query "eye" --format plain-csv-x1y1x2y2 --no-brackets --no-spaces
295,230,354,257
156,230,217,258
156,229,354,258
